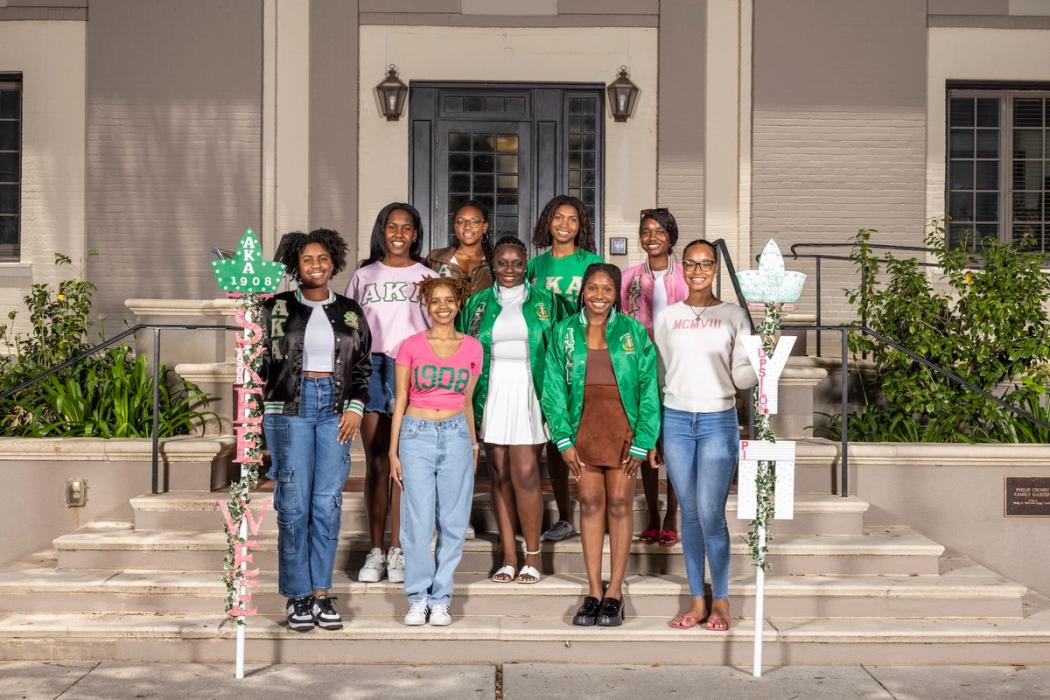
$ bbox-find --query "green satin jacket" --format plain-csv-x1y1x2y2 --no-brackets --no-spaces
541,309,661,459
456,282,567,425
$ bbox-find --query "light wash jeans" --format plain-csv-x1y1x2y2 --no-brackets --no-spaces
263,377,351,598
661,406,739,600
398,414,474,606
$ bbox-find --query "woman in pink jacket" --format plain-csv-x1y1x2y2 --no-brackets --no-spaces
620,207,689,547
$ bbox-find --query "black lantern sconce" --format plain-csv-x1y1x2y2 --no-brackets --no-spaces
606,65,639,122
376,64,408,121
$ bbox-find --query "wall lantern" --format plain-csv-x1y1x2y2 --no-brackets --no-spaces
606,66,639,122
375,64,408,121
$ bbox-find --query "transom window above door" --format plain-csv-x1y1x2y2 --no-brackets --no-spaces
409,83,605,255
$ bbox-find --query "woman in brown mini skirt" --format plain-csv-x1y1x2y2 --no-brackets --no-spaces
542,263,661,627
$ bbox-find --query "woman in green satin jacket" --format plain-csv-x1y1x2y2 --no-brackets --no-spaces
541,263,661,627
457,236,565,584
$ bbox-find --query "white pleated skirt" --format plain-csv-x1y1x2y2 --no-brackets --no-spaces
481,357,548,445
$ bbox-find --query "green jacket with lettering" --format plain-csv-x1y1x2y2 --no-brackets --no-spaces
541,309,661,459
456,282,564,425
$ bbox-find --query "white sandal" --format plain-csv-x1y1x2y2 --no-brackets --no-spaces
491,564,516,583
516,549,542,584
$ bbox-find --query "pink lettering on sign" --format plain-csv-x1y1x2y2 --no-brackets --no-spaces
740,440,749,461
218,499,270,620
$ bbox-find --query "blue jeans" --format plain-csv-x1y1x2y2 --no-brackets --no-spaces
661,406,739,600
263,377,351,598
365,352,396,414
398,414,474,606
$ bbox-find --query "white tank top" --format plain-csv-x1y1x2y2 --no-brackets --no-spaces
301,296,335,372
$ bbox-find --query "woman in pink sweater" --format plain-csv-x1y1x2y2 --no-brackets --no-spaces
620,208,689,547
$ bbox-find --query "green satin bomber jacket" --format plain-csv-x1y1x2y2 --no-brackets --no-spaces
541,309,661,460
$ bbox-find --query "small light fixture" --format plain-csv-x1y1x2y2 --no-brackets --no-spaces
65,477,87,508
375,64,408,121
609,236,628,256
606,66,639,123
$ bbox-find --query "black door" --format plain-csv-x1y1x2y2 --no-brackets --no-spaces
409,83,604,256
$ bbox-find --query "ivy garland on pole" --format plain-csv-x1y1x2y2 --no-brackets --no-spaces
744,303,781,570
736,240,805,678
212,228,284,679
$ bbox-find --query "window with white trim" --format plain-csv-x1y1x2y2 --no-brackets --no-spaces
0,75,20,260
947,87,1049,254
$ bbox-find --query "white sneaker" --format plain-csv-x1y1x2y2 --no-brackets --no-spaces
429,603,452,626
404,599,429,626
465,524,476,540
358,547,386,583
386,547,405,584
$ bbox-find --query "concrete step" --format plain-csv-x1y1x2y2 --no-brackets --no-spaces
0,555,1023,619
1,595,1049,665
54,524,943,577
131,491,869,537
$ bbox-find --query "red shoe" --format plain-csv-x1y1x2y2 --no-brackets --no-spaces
657,529,679,547
639,528,659,545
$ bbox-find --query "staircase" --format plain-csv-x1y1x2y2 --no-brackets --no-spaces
0,439,1047,666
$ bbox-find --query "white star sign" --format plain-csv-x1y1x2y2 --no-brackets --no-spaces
737,240,807,305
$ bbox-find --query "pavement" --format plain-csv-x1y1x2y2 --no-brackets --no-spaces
2,662,1049,699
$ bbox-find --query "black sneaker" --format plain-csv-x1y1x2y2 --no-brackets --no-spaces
311,595,344,631
286,596,315,632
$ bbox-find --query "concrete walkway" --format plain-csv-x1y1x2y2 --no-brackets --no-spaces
2,662,1049,699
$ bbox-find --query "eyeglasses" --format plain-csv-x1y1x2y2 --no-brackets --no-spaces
454,218,485,228
682,259,716,272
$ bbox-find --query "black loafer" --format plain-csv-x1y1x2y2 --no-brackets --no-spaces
571,596,602,626
596,597,625,626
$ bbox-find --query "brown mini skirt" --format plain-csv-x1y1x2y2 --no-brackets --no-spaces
575,348,632,469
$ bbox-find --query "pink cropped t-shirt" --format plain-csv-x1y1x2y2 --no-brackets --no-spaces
395,331,483,411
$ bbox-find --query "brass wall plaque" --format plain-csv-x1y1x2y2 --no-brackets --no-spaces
1005,477,1050,518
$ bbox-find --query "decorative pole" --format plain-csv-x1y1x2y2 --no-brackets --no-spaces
211,228,285,679
736,240,806,678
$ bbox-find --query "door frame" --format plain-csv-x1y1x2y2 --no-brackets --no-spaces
408,81,606,255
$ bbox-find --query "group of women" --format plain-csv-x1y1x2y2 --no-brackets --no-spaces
260,195,757,635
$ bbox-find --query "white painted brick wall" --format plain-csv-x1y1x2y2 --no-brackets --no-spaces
751,108,927,345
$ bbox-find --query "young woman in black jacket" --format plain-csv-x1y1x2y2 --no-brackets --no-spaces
261,229,372,632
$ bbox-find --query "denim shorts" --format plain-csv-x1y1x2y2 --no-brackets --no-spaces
366,352,396,414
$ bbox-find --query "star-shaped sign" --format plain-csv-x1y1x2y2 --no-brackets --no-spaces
212,228,285,293
737,239,806,304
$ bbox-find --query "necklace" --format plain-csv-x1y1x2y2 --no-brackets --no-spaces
686,299,716,322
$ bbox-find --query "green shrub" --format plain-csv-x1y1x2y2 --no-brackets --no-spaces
1,252,213,437
817,221,1050,443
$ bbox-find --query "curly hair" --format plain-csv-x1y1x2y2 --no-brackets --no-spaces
360,202,425,268
274,228,349,281
418,274,471,307
531,195,596,252
452,200,495,267
639,207,680,250
576,262,624,313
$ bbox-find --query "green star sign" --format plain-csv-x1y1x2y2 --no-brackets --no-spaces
212,228,285,293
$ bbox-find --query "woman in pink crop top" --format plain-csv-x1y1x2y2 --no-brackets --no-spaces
389,276,482,627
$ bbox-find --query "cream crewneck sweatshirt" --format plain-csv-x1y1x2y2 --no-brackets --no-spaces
654,301,758,413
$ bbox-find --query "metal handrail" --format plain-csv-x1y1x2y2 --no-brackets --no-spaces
785,242,982,356
1,323,239,494
780,323,1050,497
712,238,756,333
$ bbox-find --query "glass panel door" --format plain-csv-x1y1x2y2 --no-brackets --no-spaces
436,120,532,250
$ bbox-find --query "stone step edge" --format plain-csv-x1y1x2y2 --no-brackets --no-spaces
131,493,870,514
2,612,1049,644
53,527,946,557
0,570,1026,600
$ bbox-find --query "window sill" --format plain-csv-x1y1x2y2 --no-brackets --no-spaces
0,262,32,280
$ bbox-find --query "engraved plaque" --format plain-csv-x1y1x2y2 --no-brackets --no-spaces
1005,477,1050,518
